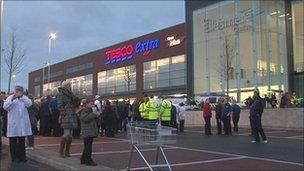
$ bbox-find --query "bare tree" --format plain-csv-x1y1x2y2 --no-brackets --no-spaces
220,34,235,97
123,66,134,100
4,28,26,93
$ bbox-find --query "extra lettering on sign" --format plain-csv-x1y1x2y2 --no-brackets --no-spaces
105,39,159,65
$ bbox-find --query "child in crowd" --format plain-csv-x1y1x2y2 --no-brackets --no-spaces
26,94,39,150
78,99,99,166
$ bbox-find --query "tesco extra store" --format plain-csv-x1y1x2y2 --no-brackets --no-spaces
28,23,186,99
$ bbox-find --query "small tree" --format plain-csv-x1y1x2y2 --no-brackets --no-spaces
220,34,235,97
4,28,26,93
123,66,134,100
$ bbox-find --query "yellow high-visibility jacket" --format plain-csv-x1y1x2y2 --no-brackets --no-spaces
139,102,148,119
160,99,172,121
146,98,159,120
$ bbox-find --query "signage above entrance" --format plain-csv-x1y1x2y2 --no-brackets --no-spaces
165,35,185,47
105,39,159,65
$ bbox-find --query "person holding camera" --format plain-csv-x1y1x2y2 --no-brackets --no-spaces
3,85,32,162
79,99,99,166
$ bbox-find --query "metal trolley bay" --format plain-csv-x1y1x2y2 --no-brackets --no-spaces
127,121,177,171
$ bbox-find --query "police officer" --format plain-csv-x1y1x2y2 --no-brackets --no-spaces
250,90,267,143
146,96,159,121
221,98,232,135
139,98,148,121
160,96,172,126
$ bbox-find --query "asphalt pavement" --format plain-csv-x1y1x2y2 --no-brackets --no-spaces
0,144,58,171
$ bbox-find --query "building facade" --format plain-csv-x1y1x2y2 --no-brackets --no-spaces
28,23,186,99
186,0,303,101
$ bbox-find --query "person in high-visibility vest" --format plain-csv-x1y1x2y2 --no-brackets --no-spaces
160,96,172,126
146,96,159,121
139,97,149,120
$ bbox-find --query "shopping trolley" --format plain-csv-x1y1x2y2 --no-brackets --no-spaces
126,121,177,171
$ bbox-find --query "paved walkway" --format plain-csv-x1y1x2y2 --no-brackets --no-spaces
0,145,58,171
1,127,303,171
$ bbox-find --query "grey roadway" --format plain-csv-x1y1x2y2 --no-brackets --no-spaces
117,130,304,165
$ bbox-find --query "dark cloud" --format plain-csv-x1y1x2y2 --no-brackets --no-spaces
1,0,184,91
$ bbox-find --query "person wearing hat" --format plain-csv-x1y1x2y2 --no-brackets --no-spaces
94,95,102,135
3,85,32,162
94,95,102,112
250,90,267,143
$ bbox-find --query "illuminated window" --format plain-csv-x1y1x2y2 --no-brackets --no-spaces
98,65,136,95
66,74,93,96
144,55,186,90
34,85,40,97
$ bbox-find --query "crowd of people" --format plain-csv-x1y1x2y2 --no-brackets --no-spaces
1,80,298,166
0,81,187,166
202,89,268,143
245,91,300,109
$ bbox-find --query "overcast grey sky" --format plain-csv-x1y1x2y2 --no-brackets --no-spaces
1,0,184,91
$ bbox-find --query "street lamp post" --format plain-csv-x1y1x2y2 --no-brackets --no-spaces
48,33,56,91
0,0,4,90
42,62,48,96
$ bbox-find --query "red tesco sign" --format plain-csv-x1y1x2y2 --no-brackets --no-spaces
105,44,134,60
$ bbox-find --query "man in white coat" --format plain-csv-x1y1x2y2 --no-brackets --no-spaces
3,85,32,162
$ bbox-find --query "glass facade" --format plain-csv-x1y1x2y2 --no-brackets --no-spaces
144,55,186,90
292,0,304,73
98,65,136,95
43,81,61,96
292,0,304,96
193,0,289,101
67,74,93,96
34,85,41,97
66,62,93,74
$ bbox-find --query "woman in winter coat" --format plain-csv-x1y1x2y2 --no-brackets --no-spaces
202,99,212,135
79,99,99,166
57,81,80,158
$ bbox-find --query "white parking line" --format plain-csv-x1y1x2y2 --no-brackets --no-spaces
72,136,303,167
102,136,130,142
237,130,287,136
122,156,246,171
70,147,178,156
36,140,127,147
286,135,304,139
165,145,304,166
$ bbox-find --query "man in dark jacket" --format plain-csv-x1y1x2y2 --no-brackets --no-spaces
39,96,52,136
215,99,223,135
250,90,267,143
0,91,7,150
231,101,241,132
50,98,61,137
221,98,232,135
103,100,116,137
